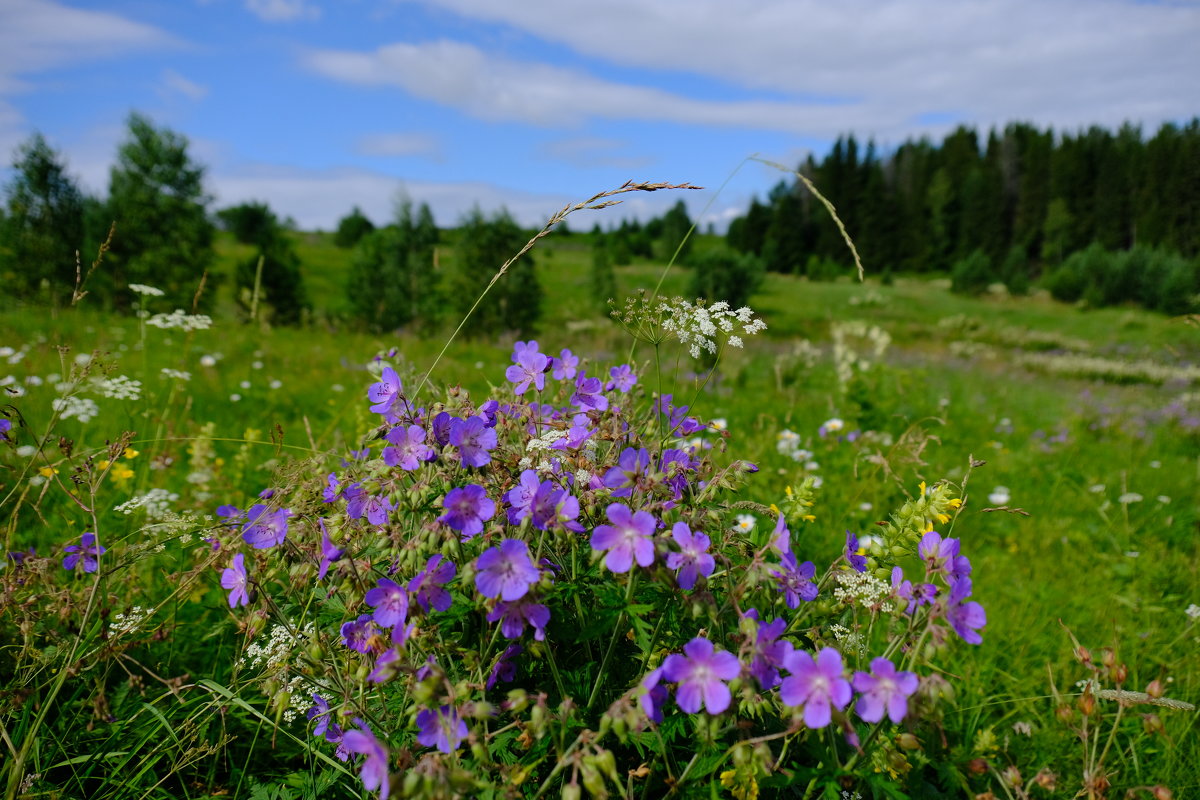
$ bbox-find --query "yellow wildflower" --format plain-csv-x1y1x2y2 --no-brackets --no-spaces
802,514,816,522
947,497,962,508
38,466,58,478
123,447,139,459
97,459,111,470
113,466,135,481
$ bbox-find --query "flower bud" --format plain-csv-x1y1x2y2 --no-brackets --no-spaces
580,761,607,799
594,748,620,785
1033,769,1057,790
896,733,921,751
1151,786,1173,800
1075,646,1092,664
1113,663,1128,684
1142,713,1164,736
967,758,988,776
1055,705,1074,724
1078,692,1095,716
1145,679,1164,698
1099,647,1115,667
1001,766,1022,787
506,689,529,712
561,783,582,800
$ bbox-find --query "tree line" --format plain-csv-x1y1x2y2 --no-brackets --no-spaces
724,120,1200,310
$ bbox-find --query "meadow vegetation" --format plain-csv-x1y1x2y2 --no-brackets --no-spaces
0,120,1198,799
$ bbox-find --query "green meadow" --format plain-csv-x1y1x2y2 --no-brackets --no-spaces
2,228,1198,799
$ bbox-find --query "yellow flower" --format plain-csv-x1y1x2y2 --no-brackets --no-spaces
113,466,135,481
947,497,962,508
918,481,927,496
38,466,58,478
123,447,139,459
769,503,780,515
97,459,111,470
785,485,794,498
802,514,816,522
936,513,950,525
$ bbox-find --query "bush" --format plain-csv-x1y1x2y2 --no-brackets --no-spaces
335,206,375,248
235,244,309,326
447,208,541,336
950,248,993,295
688,249,764,310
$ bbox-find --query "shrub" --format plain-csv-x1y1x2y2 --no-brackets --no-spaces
688,249,764,310
950,248,993,295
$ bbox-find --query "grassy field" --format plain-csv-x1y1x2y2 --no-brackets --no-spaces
2,232,1198,798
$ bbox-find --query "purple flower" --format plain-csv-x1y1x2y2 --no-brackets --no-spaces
408,555,456,613
506,349,551,395
504,469,541,525
570,371,608,411
322,473,341,503
844,531,867,573
347,492,394,527
343,718,390,798
316,519,345,581
852,657,919,724
662,637,741,715
744,610,794,690
659,449,698,500
383,425,434,470
487,596,551,640
487,644,522,689
603,447,650,498
62,531,105,573
368,647,402,684
890,567,936,615
368,365,403,417
241,504,291,549
918,530,959,572
307,694,343,743
946,577,987,644
659,394,705,435
551,349,578,381
551,414,593,451
220,553,250,608
341,614,384,654
770,513,791,554
779,648,852,729
530,480,584,533
475,539,540,601
608,364,637,392
770,551,818,608
0,418,11,441
439,484,495,540
665,522,714,590
512,340,540,361
449,415,497,468
591,503,656,573
365,577,410,628
416,705,468,754
639,667,669,723
432,411,454,446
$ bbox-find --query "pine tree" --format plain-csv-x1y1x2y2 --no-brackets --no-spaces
107,113,214,309
1,133,84,302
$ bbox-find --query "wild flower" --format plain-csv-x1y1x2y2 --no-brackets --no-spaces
639,667,670,723
416,706,468,754
608,364,637,392
591,503,656,573
408,555,456,613
108,605,154,636
945,578,987,644
160,368,191,381
843,530,867,572
852,657,918,723
95,374,142,400
241,505,291,549
666,522,714,590
1185,604,1200,620
449,416,497,467
988,486,1011,505
818,417,845,437
145,309,212,331
51,395,99,423
488,596,551,640
662,636,741,715
603,447,650,498
506,347,550,395
365,578,410,628
62,532,105,573
779,648,852,728
657,298,767,359
439,484,495,540
221,553,250,608
382,424,434,470
551,348,578,380
475,539,540,601
771,551,818,608
743,611,794,690
316,520,344,580
115,488,179,520
128,283,164,296
487,644,522,689
1117,492,1143,504
733,514,756,533
343,719,390,797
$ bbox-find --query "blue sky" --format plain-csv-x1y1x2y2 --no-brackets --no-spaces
1,0,1197,231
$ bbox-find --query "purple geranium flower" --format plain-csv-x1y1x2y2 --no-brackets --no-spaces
659,394,706,435
918,530,958,572
322,472,341,503
475,539,540,601
341,614,384,654
779,648,852,729
241,504,291,549
487,596,551,640
852,657,919,724
530,480,584,533
504,469,541,525
770,551,818,608
639,667,670,723
307,694,343,743
844,530,867,573
890,566,937,615
551,349,578,381
347,491,394,527
63,531,105,573
506,349,551,395
431,411,454,446
439,484,495,540
770,513,791,554
368,365,403,417
487,644,522,689
570,371,609,411
512,340,540,361
220,553,250,608
665,522,715,590
603,447,650,498
662,637,741,715
744,610,794,690
449,415,497,468
343,718,390,798
946,577,987,644
608,364,637,392
365,577,410,628
408,555,456,613
416,705,468,754
383,424,434,471
591,503,656,573
316,519,345,581
367,647,402,684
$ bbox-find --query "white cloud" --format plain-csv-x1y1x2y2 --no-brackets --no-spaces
356,132,443,159
539,137,653,170
390,0,1199,139
0,0,179,92
160,69,209,101
245,0,321,22
304,39,880,136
